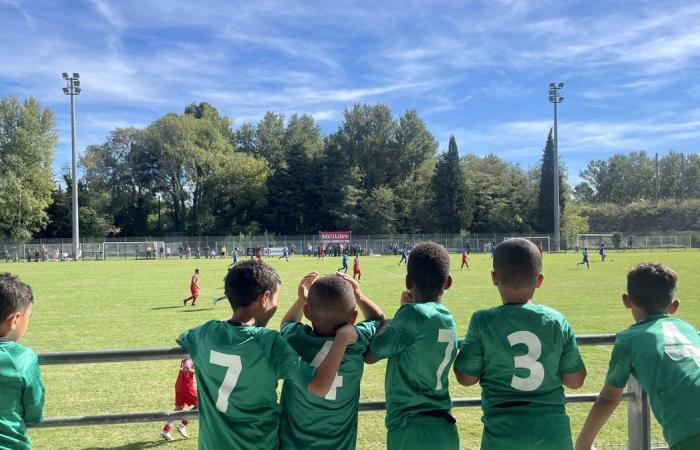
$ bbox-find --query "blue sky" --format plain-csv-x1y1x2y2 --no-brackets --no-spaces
2,0,700,184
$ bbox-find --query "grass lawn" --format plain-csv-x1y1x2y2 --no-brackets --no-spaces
2,249,698,449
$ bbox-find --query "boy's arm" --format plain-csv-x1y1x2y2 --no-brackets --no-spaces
575,384,624,450
366,300,415,364
559,319,587,389
282,272,318,325
454,369,480,387
22,359,45,425
561,367,587,389
453,313,483,386
336,272,385,322
306,324,358,397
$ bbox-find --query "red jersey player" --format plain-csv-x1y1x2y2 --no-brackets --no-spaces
161,357,197,441
182,269,199,306
353,255,361,281
537,241,544,255
461,249,470,270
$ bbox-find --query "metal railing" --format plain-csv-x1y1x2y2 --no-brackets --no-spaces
29,334,661,449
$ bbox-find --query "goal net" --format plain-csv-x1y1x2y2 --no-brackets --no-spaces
576,234,615,249
519,236,551,253
103,241,165,260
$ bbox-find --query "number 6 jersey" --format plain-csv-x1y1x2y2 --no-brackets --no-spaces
454,303,585,412
177,320,317,450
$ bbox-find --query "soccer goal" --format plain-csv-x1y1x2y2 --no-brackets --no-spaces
103,241,165,260
520,236,551,253
576,234,615,249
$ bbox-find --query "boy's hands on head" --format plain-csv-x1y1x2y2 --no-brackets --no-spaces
337,272,386,322
297,272,318,303
335,323,358,346
400,290,413,305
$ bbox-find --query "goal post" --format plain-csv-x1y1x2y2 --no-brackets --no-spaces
520,236,551,253
102,241,165,260
576,234,615,249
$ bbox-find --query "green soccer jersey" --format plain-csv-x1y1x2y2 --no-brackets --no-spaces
279,320,380,450
454,303,585,412
0,341,45,450
177,320,317,450
605,314,700,446
369,302,458,431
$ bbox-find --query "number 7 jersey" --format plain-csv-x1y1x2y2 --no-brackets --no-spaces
454,303,585,411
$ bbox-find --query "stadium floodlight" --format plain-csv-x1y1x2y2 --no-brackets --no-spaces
548,82,565,251
61,73,82,260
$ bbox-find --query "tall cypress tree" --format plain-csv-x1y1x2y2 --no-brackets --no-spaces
430,135,471,232
537,129,566,232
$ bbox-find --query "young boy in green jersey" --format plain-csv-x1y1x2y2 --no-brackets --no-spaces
366,242,460,450
576,263,700,450
0,273,44,450
279,271,385,450
177,260,358,450
454,238,587,450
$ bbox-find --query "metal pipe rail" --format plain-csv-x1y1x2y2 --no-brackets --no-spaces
30,333,659,449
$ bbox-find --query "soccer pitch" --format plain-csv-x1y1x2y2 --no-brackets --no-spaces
3,250,698,449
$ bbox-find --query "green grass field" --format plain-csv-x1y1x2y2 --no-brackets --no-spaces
3,250,698,449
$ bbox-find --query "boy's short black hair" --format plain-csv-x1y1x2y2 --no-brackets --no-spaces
627,263,677,313
407,242,450,299
225,260,281,308
0,273,34,321
493,238,542,288
307,276,356,330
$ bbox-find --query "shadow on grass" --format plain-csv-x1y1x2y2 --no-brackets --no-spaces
150,306,183,310
178,307,214,313
83,440,172,450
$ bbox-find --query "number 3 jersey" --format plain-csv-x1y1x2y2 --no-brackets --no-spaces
369,302,458,431
605,314,700,447
454,303,585,412
279,320,381,450
177,320,317,450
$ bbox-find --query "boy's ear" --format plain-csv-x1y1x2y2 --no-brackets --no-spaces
491,271,499,286
259,291,271,307
349,310,358,325
622,293,632,309
405,274,412,290
303,304,312,321
534,273,544,288
443,274,452,291
668,299,680,315
5,312,20,330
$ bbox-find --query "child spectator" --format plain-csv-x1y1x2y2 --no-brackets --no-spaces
161,357,198,441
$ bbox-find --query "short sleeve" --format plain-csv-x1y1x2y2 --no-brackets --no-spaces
605,335,632,388
267,332,317,387
454,313,483,376
559,319,586,374
355,320,381,349
177,329,194,356
369,306,416,360
22,356,45,425
280,321,303,338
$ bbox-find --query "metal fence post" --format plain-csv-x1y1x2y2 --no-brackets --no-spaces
627,376,651,450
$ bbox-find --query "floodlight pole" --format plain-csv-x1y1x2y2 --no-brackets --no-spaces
62,73,81,260
549,82,564,252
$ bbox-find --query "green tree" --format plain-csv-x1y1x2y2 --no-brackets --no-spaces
361,186,396,234
255,112,286,171
431,136,471,232
0,97,57,238
536,129,568,232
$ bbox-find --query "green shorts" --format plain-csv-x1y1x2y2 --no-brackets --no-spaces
387,414,459,450
671,432,700,450
481,405,573,450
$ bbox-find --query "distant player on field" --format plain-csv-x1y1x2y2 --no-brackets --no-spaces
279,272,384,450
398,248,407,266
460,248,470,270
338,252,349,273
176,260,357,449
537,241,544,255
353,255,361,281
598,244,606,262
576,263,700,450
577,248,590,269
183,269,200,306
279,246,289,262
161,357,197,441
454,238,587,450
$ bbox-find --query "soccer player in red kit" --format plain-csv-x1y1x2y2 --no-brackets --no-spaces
183,269,200,306
461,248,470,270
161,358,198,441
353,255,362,280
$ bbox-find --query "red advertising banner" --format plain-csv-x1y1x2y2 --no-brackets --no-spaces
320,231,351,243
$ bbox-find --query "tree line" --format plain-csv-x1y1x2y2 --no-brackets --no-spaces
1,95,699,239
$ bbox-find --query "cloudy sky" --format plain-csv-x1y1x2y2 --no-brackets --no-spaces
2,0,700,182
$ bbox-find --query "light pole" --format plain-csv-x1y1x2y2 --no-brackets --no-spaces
62,72,81,260
548,82,564,251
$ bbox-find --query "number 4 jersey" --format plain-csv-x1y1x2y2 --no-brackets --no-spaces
454,303,585,412
279,320,381,450
605,314,700,447
177,320,317,450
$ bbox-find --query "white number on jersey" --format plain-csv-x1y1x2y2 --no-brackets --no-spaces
507,330,545,392
436,329,455,390
662,322,700,367
209,351,242,413
310,341,343,401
